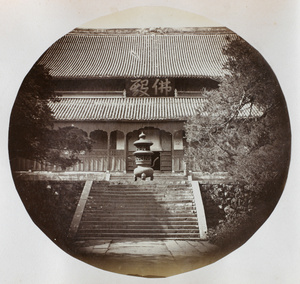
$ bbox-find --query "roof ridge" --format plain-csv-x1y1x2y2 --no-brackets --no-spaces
69,27,234,36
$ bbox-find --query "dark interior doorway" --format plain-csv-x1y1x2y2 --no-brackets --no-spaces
152,152,160,170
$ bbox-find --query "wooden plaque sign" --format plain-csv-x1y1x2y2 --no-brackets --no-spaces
126,78,175,97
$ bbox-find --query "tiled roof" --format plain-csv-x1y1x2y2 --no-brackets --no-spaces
38,28,236,79
49,97,204,121
48,97,262,122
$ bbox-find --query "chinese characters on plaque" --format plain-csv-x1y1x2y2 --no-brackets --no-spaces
127,78,174,97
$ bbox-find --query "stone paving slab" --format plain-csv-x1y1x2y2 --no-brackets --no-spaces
92,248,109,254
108,245,171,256
75,239,219,258
164,240,193,256
73,239,220,277
93,243,111,249
188,240,219,253
111,240,165,246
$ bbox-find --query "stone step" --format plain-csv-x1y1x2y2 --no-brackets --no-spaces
92,186,192,190
86,201,194,206
95,191,193,194
76,231,199,235
91,186,192,190
109,174,187,179
96,180,189,183
93,185,192,189
79,223,199,229
82,211,197,216
87,197,193,202
85,202,195,208
84,208,196,213
82,214,197,219
78,229,199,234
93,182,191,187
72,178,202,241
86,203,195,207
86,199,195,204
92,185,192,189
86,202,195,207
95,182,191,186
90,191,193,196
91,189,193,194
78,224,199,229
84,202,197,211
76,237,201,241
78,219,198,224
86,200,195,205
90,190,192,194
88,193,193,198
75,232,201,239
80,213,197,218
108,180,189,184
84,207,196,212
88,196,193,201
77,230,200,236
80,214,198,220
106,179,189,183
74,236,201,241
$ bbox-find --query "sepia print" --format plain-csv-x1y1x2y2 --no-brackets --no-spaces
9,21,290,278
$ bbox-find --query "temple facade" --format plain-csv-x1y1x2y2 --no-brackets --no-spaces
14,27,256,173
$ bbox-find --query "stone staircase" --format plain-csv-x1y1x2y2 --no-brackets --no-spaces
74,177,203,241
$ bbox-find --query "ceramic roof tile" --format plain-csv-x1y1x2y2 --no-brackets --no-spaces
38,28,236,79
48,97,262,121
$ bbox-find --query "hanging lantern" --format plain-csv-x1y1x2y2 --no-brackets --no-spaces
133,132,154,181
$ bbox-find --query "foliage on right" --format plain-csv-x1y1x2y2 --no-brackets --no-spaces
184,37,291,249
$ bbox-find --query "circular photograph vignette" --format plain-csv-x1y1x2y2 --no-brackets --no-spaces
9,11,291,278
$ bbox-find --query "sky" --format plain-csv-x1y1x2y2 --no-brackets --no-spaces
80,7,222,29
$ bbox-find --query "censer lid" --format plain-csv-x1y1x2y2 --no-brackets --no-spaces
133,132,153,147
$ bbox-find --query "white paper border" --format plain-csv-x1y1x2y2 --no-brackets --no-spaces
1,1,299,283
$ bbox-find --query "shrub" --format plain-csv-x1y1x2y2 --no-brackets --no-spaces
14,178,84,249
201,181,283,251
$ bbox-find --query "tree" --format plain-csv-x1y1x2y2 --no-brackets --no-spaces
184,37,291,250
9,64,92,170
185,37,290,190
9,64,56,161
46,126,92,170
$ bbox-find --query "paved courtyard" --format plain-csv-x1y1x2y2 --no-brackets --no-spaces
72,239,221,278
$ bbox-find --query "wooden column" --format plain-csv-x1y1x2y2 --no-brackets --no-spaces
171,132,175,173
124,132,127,173
107,131,111,172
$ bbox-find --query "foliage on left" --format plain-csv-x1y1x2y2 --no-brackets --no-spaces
14,179,84,249
9,64,92,170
